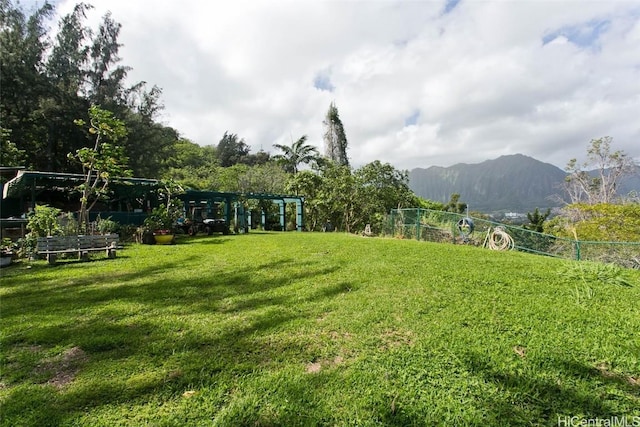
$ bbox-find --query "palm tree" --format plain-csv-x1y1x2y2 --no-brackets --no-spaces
273,135,319,174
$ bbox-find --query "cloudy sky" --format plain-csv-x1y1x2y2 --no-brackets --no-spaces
34,0,640,170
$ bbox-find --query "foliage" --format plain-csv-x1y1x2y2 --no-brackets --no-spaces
217,132,251,167
564,136,636,205
1,237,15,255
0,0,56,169
546,202,640,242
352,160,418,233
523,207,550,233
143,179,184,232
0,127,25,167
444,193,467,214
285,170,324,230
121,106,180,178
95,215,118,234
167,138,218,170
70,105,130,231
1,233,639,425
315,161,356,232
323,102,349,167
26,205,62,237
142,205,177,232
0,1,177,176
415,197,445,211
272,135,320,174
286,161,417,233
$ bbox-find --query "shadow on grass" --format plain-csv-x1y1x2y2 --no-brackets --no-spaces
175,235,232,246
0,253,358,425
460,350,638,423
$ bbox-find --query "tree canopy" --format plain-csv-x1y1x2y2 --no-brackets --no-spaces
0,0,178,177
273,135,319,174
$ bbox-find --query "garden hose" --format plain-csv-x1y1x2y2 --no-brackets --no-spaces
484,226,515,251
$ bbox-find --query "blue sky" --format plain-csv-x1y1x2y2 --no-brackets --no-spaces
32,0,640,170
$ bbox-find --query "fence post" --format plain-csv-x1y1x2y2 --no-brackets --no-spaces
416,208,421,241
390,210,395,236
574,240,581,261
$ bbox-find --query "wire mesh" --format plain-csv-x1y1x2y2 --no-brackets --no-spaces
384,208,640,269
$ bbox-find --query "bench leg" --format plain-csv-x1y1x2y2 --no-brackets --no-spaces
107,248,116,259
79,251,89,261
47,254,57,265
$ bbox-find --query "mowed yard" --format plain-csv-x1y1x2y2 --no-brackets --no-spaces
1,232,639,426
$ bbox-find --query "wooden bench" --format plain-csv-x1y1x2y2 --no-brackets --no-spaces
36,234,120,264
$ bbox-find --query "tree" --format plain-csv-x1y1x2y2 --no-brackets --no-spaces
285,170,324,229
564,136,636,205
524,207,550,233
273,135,319,174
323,102,349,167
1,1,175,176
444,193,467,214
217,132,250,167
46,3,91,95
122,110,179,178
70,105,130,231
316,162,356,231
0,0,55,170
0,128,25,167
85,12,130,107
352,161,418,233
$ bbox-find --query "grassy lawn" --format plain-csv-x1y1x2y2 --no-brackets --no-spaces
1,232,639,426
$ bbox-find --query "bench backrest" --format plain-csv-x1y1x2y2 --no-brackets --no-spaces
37,234,119,251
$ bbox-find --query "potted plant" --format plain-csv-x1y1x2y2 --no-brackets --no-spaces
143,205,179,244
142,179,185,245
1,238,15,267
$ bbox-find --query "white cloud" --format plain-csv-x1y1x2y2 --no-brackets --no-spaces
50,0,640,170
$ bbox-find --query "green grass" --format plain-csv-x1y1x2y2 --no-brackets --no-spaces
1,232,639,426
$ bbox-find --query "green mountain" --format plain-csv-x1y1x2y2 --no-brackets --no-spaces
409,154,640,213
408,154,569,213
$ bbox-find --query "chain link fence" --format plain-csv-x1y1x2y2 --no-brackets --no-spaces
384,208,640,269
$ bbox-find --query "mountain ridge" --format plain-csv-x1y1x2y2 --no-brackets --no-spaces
408,154,639,213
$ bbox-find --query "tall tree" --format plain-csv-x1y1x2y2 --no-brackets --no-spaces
46,3,91,95
272,135,319,174
39,3,95,172
564,136,636,205
0,128,24,167
323,102,349,167
217,132,250,167
85,11,129,108
70,105,130,230
0,0,54,169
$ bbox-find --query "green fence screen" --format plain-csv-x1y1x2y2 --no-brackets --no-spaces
384,208,640,269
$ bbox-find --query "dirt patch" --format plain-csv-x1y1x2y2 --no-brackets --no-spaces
513,346,527,359
305,356,345,374
378,329,414,351
36,346,88,389
306,362,322,374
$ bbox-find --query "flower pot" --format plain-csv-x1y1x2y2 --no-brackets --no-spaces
1,255,12,268
153,233,174,245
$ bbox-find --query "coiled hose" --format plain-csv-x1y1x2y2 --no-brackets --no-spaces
484,226,515,251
